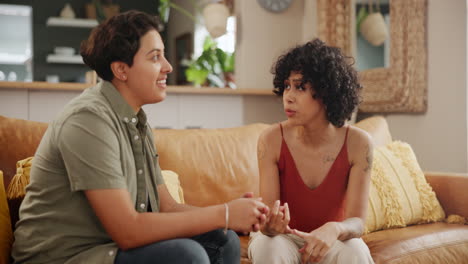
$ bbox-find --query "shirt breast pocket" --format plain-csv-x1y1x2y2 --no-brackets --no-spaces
145,137,159,166
145,137,164,186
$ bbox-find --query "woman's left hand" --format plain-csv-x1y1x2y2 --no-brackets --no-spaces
291,222,341,264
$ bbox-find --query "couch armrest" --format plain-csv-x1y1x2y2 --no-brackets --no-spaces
424,171,468,218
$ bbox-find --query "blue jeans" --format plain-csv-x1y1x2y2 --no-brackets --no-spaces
114,229,240,264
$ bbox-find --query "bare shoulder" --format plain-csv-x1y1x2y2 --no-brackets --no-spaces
347,126,373,146
346,126,374,165
257,122,283,162
259,122,282,142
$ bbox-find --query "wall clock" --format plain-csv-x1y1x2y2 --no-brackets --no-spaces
257,0,293,13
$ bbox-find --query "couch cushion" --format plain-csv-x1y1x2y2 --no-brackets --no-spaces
6,157,32,200
161,170,185,204
153,124,269,206
6,157,186,232
363,222,468,264
239,223,468,264
365,141,445,233
354,116,392,147
0,171,13,264
5,157,33,232
0,116,47,189
239,235,251,264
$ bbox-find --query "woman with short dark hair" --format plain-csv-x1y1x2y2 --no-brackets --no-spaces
12,10,267,264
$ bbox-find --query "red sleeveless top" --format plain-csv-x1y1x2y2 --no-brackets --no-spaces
279,124,351,232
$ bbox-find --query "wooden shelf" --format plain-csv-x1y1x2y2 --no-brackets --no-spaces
166,86,275,95
46,54,84,64
0,81,90,91
46,17,98,28
0,81,275,95
0,53,30,65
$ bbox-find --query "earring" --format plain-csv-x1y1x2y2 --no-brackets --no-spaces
122,75,127,80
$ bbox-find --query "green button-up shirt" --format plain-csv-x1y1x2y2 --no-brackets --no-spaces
12,81,164,264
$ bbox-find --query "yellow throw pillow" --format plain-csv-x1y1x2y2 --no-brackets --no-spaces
6,157,185,205
6,157,33,200
161,170,185,204
365,141,445,233
0,170,13,264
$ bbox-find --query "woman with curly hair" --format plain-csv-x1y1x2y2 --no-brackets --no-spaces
248,39,374,264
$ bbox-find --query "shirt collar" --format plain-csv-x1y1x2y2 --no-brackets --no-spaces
99,81,147,126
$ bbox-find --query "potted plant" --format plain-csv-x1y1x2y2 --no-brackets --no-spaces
358,0,388,46
185,36,235,88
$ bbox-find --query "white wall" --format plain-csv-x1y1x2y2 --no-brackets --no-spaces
236,0,467,173
236,0,315,125
385,0,468,173
235,0,309,89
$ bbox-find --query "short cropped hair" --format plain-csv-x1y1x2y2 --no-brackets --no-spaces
80,10,161,81
272,39,362,127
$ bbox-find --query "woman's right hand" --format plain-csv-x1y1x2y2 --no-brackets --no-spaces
227,198,268,233
260,200,291,236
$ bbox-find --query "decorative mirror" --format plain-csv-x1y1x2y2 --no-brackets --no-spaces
317,0,428,113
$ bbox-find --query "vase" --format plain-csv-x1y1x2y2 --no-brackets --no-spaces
60,3,76,19
360,12,388,46
203,3,230,38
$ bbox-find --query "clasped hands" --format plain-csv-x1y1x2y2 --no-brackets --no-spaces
260,200,340,264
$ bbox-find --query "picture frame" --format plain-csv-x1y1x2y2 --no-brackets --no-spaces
317,0,428,113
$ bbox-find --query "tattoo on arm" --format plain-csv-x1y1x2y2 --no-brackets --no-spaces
258,138,266,161
323,155,336,164
363,144,372,172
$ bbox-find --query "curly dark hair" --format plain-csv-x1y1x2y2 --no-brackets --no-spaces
272,38,362,127
80,10,161,81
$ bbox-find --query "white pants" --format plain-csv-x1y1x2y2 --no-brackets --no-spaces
248,232,374,264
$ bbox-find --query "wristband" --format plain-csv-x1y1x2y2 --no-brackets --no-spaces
224,203,229,234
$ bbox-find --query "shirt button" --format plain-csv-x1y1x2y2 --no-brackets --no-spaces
140,203,145,209
108,250,114,256
123,117,129,123
138,169,143,175
131,118,137,123
134,135,139,140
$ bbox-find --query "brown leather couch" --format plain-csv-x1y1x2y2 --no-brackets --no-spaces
1,115,467,263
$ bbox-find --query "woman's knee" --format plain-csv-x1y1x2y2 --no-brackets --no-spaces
224,230,240,253
176,239,211,263
222,230,241,263
248,233,300,263
116,238,210,264
340,238,373,263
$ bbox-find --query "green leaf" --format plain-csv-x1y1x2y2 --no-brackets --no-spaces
183,35,235,87
215,48,227,72
356,6,368,33
158,0,171,24
224,52,235,73
169,2,197,23
185,68,209,86
207,73,225,88
203,36,216,51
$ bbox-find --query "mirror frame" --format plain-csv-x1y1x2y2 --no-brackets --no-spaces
317,0,428,113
